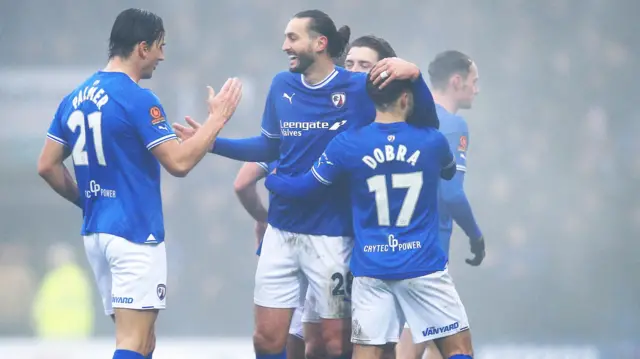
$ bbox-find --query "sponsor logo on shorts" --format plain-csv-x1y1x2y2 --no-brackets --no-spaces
157,284,166,300
422,321,459,337
112,296,134,304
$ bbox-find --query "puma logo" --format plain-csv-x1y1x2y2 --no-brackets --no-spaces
283,92,295,104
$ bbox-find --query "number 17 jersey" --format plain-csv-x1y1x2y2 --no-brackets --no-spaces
46,71,177,244
311,122,454,279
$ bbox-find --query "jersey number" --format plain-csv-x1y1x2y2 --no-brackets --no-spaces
367,172,423,227
67,110,106,166
331,271,353,297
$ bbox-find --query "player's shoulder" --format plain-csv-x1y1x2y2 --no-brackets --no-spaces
409,125,448,148
90,71,157,106
135,87,162,103
56,72,103,114
336,66,366,86
436,104,467,134
270,71,297,86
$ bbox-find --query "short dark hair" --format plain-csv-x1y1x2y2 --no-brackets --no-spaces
427,50,473,90
348,35,397,61
108,8,165,59
366,76,412,112
294,10,351,58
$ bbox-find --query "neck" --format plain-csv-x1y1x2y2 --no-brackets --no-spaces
302,56,335,85
375,110,405,124
432,91,458,114
103,57,140,83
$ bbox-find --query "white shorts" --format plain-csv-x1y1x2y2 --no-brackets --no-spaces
83,233,167,315
301,291,321,323
289,306,304,339
351,268,469,345
254,225,353,319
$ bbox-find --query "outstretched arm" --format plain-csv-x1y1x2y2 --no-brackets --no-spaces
264,171,327,199
211,135,280,162
172,117,280,162
174,74,282,163
265,137,347,199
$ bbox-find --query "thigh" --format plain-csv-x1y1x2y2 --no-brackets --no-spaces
396,269,469,344
105,234,167,312
255,225,304,309
300,234,353,320
113,307,158,353
351,276,401,346
396,326,429,359
83,233,114,315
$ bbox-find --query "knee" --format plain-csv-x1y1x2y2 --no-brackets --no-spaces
320,320,352,358
436,330,473,359
254,329,288,354
305,342,326,359
322,334,351,358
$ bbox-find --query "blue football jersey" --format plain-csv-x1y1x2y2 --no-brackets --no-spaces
258,67,438,238
311,122,454,279
46,71,177,244
259,67,376,237
436,104,469,245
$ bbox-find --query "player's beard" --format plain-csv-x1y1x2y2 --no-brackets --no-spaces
289,51,315,74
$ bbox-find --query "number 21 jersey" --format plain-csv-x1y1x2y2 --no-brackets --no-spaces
46,71,177,244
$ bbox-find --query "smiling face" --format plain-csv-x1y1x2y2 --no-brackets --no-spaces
282,17,326,73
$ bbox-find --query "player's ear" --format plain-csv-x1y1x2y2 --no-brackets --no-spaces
137,41,150,58
450,74,462,91
399,92,408,110
315,35,328,53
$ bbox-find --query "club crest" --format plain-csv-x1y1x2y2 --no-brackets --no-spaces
157,284,166,300
331,92,346,108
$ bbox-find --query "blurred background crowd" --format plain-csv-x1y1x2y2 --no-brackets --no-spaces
0,0,637,353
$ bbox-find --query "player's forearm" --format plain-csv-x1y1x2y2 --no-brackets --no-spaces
210,135,279,162
235,186,269,222
38,163,82,208
176,115,227,174
449,198,482,241
441,174,482,240
408,73,439,129
264,172,325,199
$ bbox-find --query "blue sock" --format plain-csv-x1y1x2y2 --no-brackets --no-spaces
113,349,145,359
256,352,286,359
448,355,472,359
146,351,153,359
